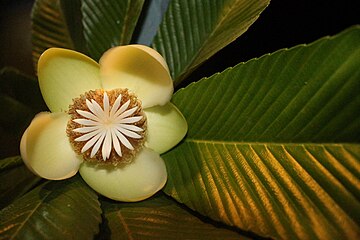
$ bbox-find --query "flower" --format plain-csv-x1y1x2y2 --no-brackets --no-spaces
20,45,188,202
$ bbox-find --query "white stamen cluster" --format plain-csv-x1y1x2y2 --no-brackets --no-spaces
72,92,144,161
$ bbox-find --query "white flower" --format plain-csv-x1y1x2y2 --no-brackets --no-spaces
20,45,188,202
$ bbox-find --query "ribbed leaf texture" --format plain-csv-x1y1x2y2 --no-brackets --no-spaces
31,0,144,69
0,176,102,239
174,28,360,143
98,193,248,239
31,0,74,69
82,0,144,60
0,156,40,209
0,156,23,171
164,142,360,239
152,0,270,85
163,26,360,239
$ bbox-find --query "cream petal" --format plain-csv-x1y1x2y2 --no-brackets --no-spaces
20,112,82,180
20,128,35,174
144,103,188,154
79,148,167,202
100,45,173,108
38,48,101,113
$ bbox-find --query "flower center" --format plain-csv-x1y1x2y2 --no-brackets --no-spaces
66,89,146,165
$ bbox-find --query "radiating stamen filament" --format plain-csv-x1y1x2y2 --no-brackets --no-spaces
72,92,144,161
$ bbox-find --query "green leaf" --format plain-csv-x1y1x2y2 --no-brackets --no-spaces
82,0,144,60
0,156,23,171
164,143,360,239
152,0,270,85
32,0,74,69
98,193,250,239
164,26,360,239
173,27,360,143
59,0,87,53
0,175,101,239
31,0,145,67
0,156,40,209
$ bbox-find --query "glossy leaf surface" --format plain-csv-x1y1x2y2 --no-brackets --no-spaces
31,0,145,68
32,0,74,69
164,26,360,239
0,176,101,239
82,0,144,60
152,0,270,84
98,193,248,239
0,156,40,209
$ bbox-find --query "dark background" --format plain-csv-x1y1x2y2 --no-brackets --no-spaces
0,0,359,79
189,0,359,82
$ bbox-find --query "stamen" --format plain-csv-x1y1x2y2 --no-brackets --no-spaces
67,89,146,165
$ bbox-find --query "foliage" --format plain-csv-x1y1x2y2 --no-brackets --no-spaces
0,0,359,239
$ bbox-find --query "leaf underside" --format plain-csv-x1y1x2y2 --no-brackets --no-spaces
0,175,101,239
152,0,270,85
164,142,360,239
98,193,248,240
164,26,360,239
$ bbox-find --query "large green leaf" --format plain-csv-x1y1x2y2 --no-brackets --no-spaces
31,0,145,68
164,143,360,239
152,0,270,85
0,175,101,239
98,193,249,239
82,0,144,60
173,27,360,143
0,156,40,209
32,0,74,69
163,26,360,239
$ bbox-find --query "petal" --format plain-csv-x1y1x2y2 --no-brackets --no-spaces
117,127,142,139
79,148,167,202
20,112,82,180
38,48,101,112
100,45,173,108
118,116,143,124
114,130,134,150
144,103,188,154
113,100,130,118
111,130,122,157
110,94,122,117
76,110,100,121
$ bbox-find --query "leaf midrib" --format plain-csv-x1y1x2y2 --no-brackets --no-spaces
116,211,134,240
184,139,359,146
10,187,50,239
